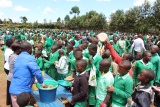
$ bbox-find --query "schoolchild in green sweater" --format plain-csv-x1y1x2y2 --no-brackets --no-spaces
133,51,154,85
35,50,43,71
150,45,160,86
107,60,133,107
88,43,102,106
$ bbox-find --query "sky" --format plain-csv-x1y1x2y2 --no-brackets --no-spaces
0,0,157,23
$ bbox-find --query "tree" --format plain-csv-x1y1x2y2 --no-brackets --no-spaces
8,18,12,26
20,16,28,24
70,6,80,17
0,19,3,24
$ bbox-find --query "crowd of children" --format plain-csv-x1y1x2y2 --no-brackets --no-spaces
1,29,160,107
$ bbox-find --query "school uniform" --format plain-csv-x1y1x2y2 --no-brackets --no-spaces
133,60,153,84
95,71,114,107
132,83,153,107
44,51,59,80
72,72,88,107
55,56,68,80
88,53,102,105
36,56,43,71
112,73,133,107
150,53,160,85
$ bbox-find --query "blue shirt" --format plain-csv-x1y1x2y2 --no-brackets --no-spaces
9,52,44,95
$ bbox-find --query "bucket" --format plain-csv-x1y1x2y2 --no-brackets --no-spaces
36,79,58,103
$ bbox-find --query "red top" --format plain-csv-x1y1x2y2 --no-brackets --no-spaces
106,43,133,76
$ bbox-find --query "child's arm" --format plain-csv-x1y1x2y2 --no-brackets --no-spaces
105,41,122,64
100,92,112,107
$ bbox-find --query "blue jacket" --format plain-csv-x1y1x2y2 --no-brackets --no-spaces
9,52,44,95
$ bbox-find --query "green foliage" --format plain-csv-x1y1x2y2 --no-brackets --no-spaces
109,0,160,34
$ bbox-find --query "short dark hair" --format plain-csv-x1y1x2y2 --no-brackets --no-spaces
144,69,155,81
21,41,32,51
11,42,21,52
121,60,131,70
89,43,97,51
17,92,30,107
77,59,87,68
6,39,13,47
143,51,151,57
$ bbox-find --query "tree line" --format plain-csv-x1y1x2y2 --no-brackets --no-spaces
0,0,160,34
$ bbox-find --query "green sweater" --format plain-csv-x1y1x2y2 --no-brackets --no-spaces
133,59,153,84
36,56,43,70
112,73,133,106
150,53,160,83
92,53,102,78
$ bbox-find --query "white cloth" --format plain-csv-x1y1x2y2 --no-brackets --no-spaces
55,56,68,74
131,38,146,52
4,48,13,70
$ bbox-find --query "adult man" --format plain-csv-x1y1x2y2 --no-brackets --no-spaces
130,34,146,56
9,41,46,107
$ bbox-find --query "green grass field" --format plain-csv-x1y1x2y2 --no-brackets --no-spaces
0,50,4,74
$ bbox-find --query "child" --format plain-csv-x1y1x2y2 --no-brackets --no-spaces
71,59,88,107
43,45,59,80
132,69,155,107
54,50,68,80
17,92,33,107
95,59,114,107
88,43,102,106
107,60,133,107
150,45,160,86
35,50,43,71
133,51,154,85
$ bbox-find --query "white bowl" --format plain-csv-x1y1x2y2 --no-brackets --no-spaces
97,33,108,42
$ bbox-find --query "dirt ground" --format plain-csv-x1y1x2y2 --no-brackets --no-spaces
0,72,9,107
0,50,9,107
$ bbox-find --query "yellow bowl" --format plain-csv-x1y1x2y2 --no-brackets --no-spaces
32,84,38,90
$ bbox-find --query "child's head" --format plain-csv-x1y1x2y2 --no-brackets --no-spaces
102,50,111,59
150,45,159,54
51,45,58,53
73,47,81,55
59,49,64,57
37,42,43,51
6,39,14,48
67,45,73,54
99,59,111,73
143,51,152,62
135,52,143,60
76,59,87,73
75,51,83,61
118,60,131,76
17,92,30,107
69,40,75,46
88,43,97,56
122,53,133,62
138,69,155,84
35,50,42,58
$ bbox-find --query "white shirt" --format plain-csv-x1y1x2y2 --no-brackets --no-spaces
131,38,146,52
55,56,68,74
4,48,13,70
